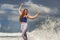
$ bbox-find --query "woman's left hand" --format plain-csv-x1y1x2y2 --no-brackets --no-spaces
36,11,40,16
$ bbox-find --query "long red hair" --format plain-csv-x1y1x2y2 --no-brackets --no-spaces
20,8,28,22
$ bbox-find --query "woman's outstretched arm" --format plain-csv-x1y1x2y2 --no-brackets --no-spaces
18,3,23,15
27,11,40,19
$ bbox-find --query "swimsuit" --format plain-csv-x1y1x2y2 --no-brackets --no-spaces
20,16,28,31
21,16,27,22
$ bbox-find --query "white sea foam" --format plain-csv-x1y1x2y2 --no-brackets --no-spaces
26,16,60,40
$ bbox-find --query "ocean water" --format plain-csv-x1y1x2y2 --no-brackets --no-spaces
0,0,60,40
0,15,60,40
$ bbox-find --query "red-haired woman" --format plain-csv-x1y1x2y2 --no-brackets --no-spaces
18,3,40,40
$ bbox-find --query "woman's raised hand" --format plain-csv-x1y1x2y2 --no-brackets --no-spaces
20,3,24,6
36,11,40,16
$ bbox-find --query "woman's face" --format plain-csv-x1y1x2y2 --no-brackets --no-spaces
25,9,28,15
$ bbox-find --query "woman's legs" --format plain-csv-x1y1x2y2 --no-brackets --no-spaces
21,23,28,40
22,28,28,40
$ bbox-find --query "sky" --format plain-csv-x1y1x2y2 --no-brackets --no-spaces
0,0,60,33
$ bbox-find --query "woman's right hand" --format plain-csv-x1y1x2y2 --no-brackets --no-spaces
20,3,24,6
18,3,23,15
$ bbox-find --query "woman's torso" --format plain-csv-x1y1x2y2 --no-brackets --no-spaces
20,15,27,23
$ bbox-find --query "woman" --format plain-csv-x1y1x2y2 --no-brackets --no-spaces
18,3,40,40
